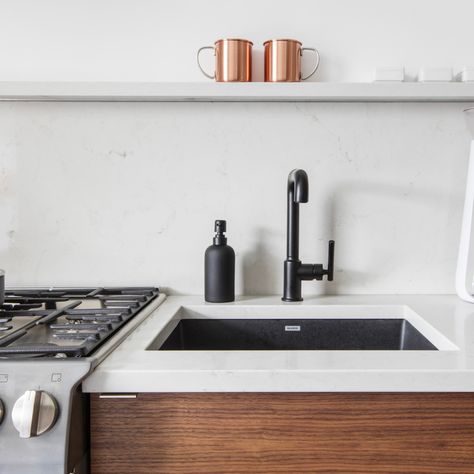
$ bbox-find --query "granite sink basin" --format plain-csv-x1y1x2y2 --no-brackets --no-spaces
151,318,437,351
146,304,450,351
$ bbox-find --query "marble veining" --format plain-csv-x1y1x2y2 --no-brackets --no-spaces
0,102,470,295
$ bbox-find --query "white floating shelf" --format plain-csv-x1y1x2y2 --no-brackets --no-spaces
0,81,474,102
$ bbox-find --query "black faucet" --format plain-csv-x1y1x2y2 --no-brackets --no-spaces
282,169,335,302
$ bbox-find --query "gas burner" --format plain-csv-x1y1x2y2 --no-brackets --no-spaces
0,286,159,359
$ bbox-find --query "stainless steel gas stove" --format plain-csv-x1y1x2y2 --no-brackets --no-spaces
0,287,165,474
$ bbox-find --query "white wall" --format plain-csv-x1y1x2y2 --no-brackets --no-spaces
0,1,473,295
1,0,473,82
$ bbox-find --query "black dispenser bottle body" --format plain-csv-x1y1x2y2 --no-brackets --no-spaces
205,220,235,303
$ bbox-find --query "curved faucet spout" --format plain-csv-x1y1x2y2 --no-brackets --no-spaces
288,169,309,203
286,169,309,261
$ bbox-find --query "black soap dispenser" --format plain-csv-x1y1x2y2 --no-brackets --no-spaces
205,220,235,303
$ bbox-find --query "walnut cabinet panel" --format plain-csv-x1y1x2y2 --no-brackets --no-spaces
91,393,474,473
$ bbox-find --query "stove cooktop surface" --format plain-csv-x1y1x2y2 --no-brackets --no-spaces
0,287,159,359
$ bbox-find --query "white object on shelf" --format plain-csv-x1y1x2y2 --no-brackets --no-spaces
456,108,474,303
0,81,473,102
418,67,453,82
458,68,474,82
374,67,405,82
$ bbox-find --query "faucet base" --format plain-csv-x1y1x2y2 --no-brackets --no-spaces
282,260,304,302
281,297,303,302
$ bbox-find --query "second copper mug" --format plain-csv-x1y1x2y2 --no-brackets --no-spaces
264,39,320,82
197,38,252,82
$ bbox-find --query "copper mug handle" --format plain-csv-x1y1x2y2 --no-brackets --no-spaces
197,46,215,80
301,47,320,81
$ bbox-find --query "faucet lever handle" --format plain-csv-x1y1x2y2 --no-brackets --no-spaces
324,240,335,281
313,240,335,281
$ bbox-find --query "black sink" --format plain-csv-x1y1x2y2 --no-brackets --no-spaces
149,318,437,351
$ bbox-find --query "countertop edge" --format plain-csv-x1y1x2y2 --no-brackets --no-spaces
82,294,474,393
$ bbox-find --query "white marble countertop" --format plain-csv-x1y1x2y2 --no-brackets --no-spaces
82,294,474,393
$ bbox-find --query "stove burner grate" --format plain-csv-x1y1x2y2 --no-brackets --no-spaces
0,286,159,359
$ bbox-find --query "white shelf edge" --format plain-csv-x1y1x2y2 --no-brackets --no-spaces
0,81,474,102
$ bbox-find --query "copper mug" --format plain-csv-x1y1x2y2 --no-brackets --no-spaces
197,38,253,82
264,39,320,82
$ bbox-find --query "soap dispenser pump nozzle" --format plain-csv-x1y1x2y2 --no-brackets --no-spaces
213,220,227,245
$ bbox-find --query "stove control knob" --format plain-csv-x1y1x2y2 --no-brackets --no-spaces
12,390,58,438
0,399,4,425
